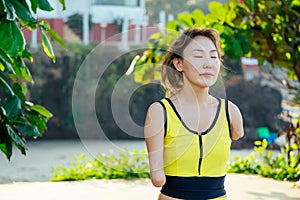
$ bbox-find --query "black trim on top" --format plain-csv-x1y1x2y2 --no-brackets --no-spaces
156,101,167,137
164,98,198,135
201,98,221,135
198,135,203,175
164,97,221,135
225,99,232,138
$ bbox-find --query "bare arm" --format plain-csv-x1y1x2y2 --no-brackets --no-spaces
228,101,244,140
144,102,166,187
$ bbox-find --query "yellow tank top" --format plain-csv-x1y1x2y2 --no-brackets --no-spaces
159,98,232,177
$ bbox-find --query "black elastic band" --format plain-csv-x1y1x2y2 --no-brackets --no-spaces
225,99,232,138
164,98,198,135
201,98,221,135
161,175,226,200
156,101,167,137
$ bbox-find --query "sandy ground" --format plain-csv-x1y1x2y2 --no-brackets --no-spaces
0,139,148,183
0,174,299,200
0,140,299,200
0,139,255,183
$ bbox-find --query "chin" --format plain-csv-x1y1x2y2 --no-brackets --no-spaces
197,80,216,88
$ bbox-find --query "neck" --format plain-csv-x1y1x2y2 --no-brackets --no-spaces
176,81,210,104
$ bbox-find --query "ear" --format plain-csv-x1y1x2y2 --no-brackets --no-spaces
173,58,183,72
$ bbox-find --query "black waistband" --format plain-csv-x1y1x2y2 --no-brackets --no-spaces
161,175,226,200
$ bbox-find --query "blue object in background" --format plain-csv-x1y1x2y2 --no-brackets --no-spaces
256,127,277,145
269,132,277,144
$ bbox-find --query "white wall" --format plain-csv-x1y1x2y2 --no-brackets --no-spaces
35,0,147,24
91,5,145,23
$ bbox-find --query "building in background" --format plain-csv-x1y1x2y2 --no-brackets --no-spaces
24,0,159,46
241,57,260,81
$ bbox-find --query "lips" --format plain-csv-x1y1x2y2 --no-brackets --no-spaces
200,73,214,77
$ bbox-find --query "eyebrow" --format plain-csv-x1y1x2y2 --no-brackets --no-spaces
192,49,217,53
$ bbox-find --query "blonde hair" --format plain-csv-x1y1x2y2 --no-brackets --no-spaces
161,28,223,96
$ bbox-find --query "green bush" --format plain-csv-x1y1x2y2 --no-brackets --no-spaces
51,149,150,181
227,140,300,181
52,140,300,182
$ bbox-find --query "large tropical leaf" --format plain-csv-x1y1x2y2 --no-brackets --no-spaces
30,105,53,118
0,76,14,94
6,124,26,155
3,95,21,119
57,0,66,10
37,0,54,11
11,0,37,27
41,30,56,62
14,118,41,138
30,0,38,13
2,0,16,21
0,21,26,57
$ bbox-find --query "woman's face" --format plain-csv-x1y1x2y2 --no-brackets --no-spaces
181,36,220,88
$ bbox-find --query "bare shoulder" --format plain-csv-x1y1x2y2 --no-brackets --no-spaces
228,101,242,117
227,100,244,140
144,101,166,138
146,101,165,121
148,101,165,113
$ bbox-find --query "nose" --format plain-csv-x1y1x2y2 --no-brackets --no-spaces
202,57,212,68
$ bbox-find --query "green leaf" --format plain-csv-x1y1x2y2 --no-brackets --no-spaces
0,21,26,57
192,9,205,25
0,57,14,74
38,20,51,31
58,0,66,10
0,0,4,13
209,2,225,20
178,13,195,28
48,28,66,48
6,125,26,155
291,0,300,6
11,64,22,80
13,83,26,105
26,112,47,133
30,0,38,13
5,137,12,160
21,83,27,95
21,49,33,62
12,56,33,82
262,139,268,148
30,105,53,118
232,36,243,56
16,121,41,138
0,107,8,123
0,60,5,71
150,32,162,39
211,23,225,34
225,8,237,24
0,144,8,158
14,56,26,68
0,47,13,65
166,20,180,32
11,0,37,25
41,30,56,62
2,0,16,20
254,140,262,146
3,95,22,118
20,66,33,83
0,76,13,94
37,0,54,11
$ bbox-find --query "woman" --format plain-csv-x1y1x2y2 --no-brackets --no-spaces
144,28,244,200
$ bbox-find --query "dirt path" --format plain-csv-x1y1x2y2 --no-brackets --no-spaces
0,140,298,200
